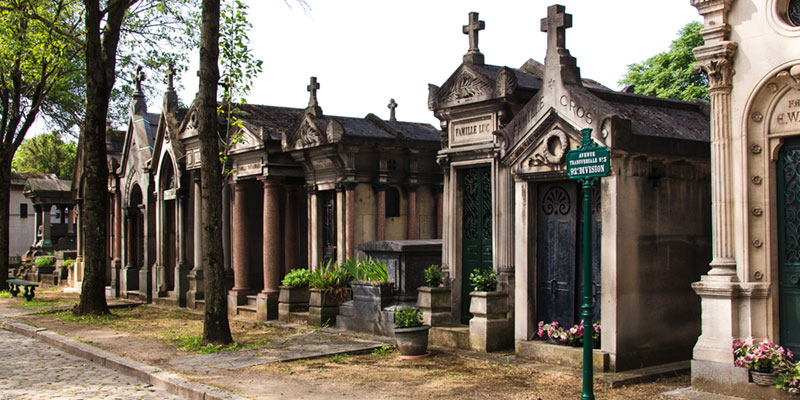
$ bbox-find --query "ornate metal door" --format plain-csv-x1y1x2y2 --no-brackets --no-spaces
778,139,800,356
536,181,578,327
321,190,337,265
461,167,492,324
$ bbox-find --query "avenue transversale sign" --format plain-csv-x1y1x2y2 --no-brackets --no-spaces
566,146,610,180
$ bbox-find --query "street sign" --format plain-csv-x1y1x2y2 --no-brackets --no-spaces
566,146,610,180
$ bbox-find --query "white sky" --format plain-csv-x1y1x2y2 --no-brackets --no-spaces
173,1,703,127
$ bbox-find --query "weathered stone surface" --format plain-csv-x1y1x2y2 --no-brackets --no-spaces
516,340,609,372
690,360,797,400
417,286,451,326
429,325,470,350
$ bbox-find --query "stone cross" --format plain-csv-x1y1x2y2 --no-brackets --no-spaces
133,66,146,95
388,99,398,121
540,5,572,52
307,76,320,107
166,63,176,91
463,12,485,53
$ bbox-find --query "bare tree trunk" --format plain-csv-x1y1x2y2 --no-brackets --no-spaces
199,0,232,345
74,0,132,315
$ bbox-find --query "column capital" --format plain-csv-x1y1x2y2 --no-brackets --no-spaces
40,203,52,212
342,181,358,191
259,176,282,188
693,41,737,92
305,184,317,194
405,182,420,192
373,181,389,192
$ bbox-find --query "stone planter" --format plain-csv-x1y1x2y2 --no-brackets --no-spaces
417,286,451,326
469,291,512,352
336,281,394,335
393,325,431,357
308,288,340,326
351,281,393,308
278,285,310,322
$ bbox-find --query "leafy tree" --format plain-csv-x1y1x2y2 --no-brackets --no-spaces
11,132,77,179
0,0,84,290
619,21,708,102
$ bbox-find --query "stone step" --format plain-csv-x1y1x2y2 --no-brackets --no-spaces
599,360,689,388
236,305,257,320
516,340,609,372
245,295,258,307
429,325,470,350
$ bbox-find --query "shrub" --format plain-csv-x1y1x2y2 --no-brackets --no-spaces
776,362,800,394
393,306,423,329
62,259,75,268
282,268,311,288
354,257,388,283
424,264,442,287
34,257,55,267
469,267,497,292
309,260,350,289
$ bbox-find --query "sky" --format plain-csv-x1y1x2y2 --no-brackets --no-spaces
167,1,703,127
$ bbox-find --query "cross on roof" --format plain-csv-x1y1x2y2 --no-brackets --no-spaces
387,99,398,121
133,66,146,95
166,63,176,91
463,12,485,53
307,76,320,106
540,5,572,52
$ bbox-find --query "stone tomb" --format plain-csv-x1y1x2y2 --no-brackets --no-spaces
429,7,711,370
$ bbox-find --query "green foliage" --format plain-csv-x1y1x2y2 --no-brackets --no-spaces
11,132,77,179
393,307,423,329
158,331,267,354
619,21,708,102
309,260,351,289
281,268,311,287
350,258,388,283
62,259,75,268
371,344,395,357
34,257,55,267
469,268,497,292
0,291,11,298
424,264,442,287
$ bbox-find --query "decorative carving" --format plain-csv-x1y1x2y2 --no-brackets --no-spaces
542,186,571,215
692,42,737,91
768,83,779,93
527,129,569,167
751,144,763,154
295,119,322,149
495,67,518,97
752,207,763,216
753,270,763,280
427,84,440,110
325,119,344,143
753,239,764,248
751,112,764,122
440,71,492,103
752,175,763,185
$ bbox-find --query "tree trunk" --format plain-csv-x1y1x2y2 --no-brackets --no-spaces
0,154,10,291
199,0,232,345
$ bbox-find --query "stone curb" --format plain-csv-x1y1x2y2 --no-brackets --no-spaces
0,317,248,400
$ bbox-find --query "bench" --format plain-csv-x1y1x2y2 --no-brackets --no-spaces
5,279,39,301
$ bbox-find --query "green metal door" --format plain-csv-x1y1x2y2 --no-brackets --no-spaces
778,138,800,356
461,166,492,324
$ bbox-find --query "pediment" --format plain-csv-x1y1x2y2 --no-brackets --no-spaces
504,110,586,176
432,66,494,108
283,114,327,151
228,125,264,154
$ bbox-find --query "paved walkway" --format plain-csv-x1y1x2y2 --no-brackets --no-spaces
0,329,181,400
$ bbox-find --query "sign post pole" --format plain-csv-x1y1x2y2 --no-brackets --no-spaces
566,128,610,400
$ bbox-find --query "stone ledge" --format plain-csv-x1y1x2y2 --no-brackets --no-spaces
0,317,246,400
691,359,797,400
516,340,609,372
430,325,470,350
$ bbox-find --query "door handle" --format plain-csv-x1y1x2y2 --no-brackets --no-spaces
791,275,799,285
550,279,557,294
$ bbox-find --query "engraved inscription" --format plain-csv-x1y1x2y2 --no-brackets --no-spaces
450,114,495,146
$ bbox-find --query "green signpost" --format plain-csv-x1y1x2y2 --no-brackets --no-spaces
566,128,610,400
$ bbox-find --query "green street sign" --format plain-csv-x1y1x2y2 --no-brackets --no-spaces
566,145,610,180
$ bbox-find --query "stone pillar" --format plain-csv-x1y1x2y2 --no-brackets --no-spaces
230,182,251,297
41,204,52,245
513,179,532,341
175,188,189,307
113,191,122,278
258,178,281,320
375,183,387,241
309,187,320,269
690,0,743,368
435,184,444,239
307,188,313,269
495,165,515,291
67,207,74,233
187,175,203,308
32,204,41,245
336,185,346,264
407,184,418,240
284,184,299,273
345,182,356,259
222,182,233,289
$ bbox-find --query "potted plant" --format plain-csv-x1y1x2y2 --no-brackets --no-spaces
417,264,451,326
279,268,311,322
393,306,429,358
776,361,800,395
347,258,392,304
307,260,350,326
468,267,511,351
733,339,794,386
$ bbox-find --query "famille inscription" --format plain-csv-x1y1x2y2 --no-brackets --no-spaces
777,98,800,126
559,95,593,125
450,115,495,145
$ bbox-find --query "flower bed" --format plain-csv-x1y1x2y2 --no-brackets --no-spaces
536,320,600,347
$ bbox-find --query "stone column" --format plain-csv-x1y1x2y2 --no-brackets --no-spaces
113,191,122,273
336,185,346,264
258,178,281,320
407,184,418,240
307,188,313,269
230,182,251,297
375,183,388,241
495,165,515,291
345,182,356,259
435,184,444,239
284,184,299,273
41,204,52,245
67,207,74,233
187,175,203,308
309,187,320,269
222,182,233,289
513,179,532,341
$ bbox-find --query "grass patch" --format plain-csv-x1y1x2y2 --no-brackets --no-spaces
327,353,350,363
371,345,395,357
159,329,273,354
0,291,11,298
19,299,61,307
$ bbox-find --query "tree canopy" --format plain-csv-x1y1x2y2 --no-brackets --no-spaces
618,21,708,102
11,132,76,179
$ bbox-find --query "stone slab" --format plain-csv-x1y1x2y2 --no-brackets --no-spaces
598,361,689,388
516,340,609,372
661,387,746,400
429,325,470,350
168,330,387,371
691,359,797,400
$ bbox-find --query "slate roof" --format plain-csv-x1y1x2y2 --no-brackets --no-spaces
233,104,306,141
473,63,543,91
11,173,57,187
24,178,72,193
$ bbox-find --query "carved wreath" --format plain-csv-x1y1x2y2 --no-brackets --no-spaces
528,129,569,167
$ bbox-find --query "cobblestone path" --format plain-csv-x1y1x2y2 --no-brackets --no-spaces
0,329,181,399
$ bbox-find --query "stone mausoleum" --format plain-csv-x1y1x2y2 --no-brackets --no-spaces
428,7,713,371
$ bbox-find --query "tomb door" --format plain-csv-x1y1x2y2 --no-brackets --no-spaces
320,190,337,265
461,166,492,324
778,138,800,356
536,181,578,327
